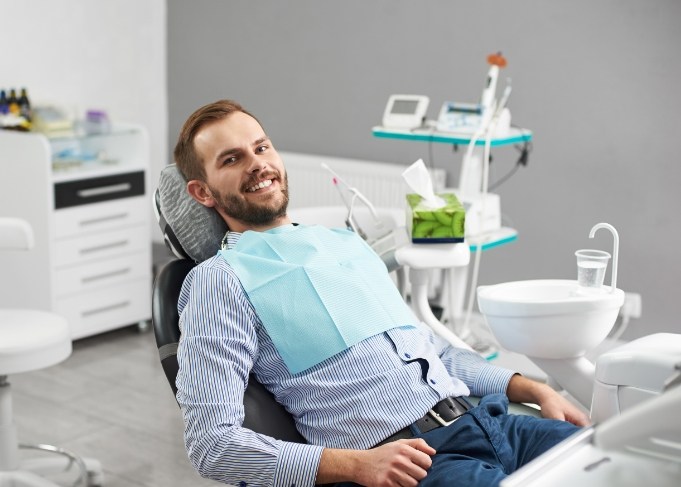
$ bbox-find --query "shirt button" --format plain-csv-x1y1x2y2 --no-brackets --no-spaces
430,379,437,384
404,353,411,359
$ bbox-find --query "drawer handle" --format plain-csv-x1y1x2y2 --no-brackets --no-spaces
81,267,131,283
79,213,129,227
81,300,131,317
79,240,129,255
77,183,132,198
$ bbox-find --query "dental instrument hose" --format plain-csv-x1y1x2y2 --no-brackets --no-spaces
460,131,492,341
448,127,485,342
459,96,506,350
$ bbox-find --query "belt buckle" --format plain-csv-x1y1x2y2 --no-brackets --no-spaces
427,408,460,427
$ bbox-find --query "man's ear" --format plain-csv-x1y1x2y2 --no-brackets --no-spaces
186,180,216,208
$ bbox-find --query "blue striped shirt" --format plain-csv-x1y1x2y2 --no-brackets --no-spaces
176,231,516,487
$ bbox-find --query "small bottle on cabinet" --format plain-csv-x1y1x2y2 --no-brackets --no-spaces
7,89,20,115
18,87,31,122
0,90,8,115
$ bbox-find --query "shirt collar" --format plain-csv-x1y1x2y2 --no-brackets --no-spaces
222,224,297,250
222,231,242,250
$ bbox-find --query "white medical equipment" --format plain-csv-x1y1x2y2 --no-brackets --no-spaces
375,54,525,241
456,69,512,235
433,53,511,239
477,222,681,483
478,222,681,422
436,102,482,133
591,333,681,423
381,94,430,130
436,100,512,138
373,54,543,364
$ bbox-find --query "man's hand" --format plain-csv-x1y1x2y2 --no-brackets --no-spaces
318,438,436,487
506,374,590,427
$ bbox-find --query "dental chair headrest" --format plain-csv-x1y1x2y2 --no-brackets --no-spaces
154,164,228,263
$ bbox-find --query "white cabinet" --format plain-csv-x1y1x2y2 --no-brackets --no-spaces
0,125,151,339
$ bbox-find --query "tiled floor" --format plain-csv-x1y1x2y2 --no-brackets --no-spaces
9,324,220,487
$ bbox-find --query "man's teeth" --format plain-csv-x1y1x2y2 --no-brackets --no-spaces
247,179,273,192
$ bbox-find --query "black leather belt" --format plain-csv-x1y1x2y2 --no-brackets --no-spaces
375,396,472,447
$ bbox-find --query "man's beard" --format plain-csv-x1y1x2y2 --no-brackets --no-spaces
210,172,289,227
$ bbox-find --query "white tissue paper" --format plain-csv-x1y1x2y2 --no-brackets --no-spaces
402,159,446,209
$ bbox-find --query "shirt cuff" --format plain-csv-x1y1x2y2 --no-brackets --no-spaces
272,442,325,487
471,364,517,397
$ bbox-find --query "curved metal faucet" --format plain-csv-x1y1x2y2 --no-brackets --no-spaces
589,222,619,293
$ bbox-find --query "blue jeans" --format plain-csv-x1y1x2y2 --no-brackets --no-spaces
416,394,579,486
336,394,580,487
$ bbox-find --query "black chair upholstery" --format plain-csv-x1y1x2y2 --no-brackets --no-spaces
151,258,306,443
151,258,193,396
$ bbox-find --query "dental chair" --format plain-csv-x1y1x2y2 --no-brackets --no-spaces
0,218,104,486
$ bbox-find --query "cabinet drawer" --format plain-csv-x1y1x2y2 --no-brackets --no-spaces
54,170,145,209
55,278,151,340
54,224,149,267
53,252,150,297
54,196,149,239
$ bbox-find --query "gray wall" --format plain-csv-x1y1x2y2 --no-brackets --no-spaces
168,0,681,339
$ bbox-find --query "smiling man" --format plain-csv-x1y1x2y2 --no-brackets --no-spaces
172,99,586,487
177,107,290,232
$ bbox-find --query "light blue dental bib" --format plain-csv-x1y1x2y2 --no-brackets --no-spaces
220,224,417,374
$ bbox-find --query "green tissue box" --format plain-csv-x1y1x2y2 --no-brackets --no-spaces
406,193,466,243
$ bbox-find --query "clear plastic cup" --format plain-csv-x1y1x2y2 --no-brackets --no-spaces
575,249,611,288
